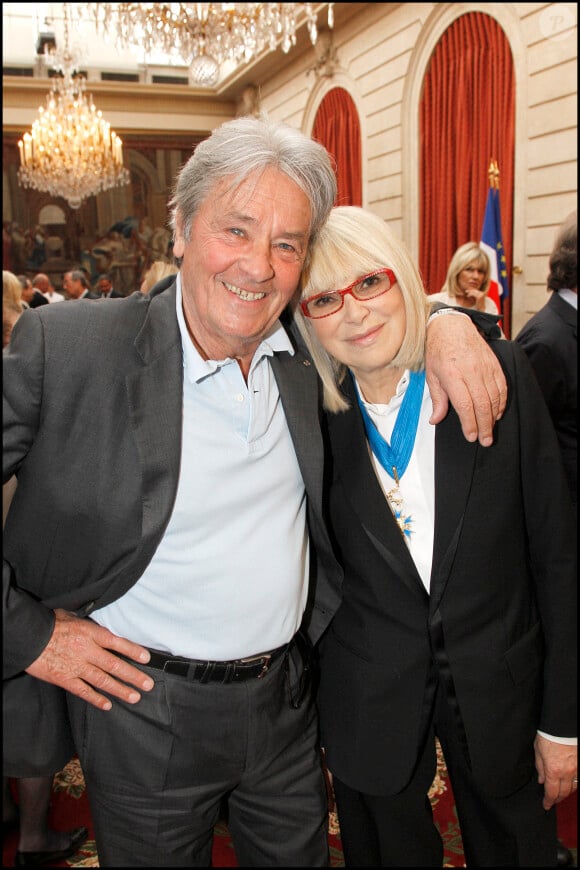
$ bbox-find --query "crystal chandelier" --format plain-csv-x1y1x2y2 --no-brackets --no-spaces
91,3,335,88
17,5,130,210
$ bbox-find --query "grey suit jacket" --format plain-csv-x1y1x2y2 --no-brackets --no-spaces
3,282,342,678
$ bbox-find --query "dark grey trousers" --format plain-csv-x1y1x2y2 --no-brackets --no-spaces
67,650,328,866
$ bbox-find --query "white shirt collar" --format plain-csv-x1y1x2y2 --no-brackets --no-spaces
558,288,578,310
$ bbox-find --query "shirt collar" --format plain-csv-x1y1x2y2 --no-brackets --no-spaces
356,369,411,414
175,273,295,384
558,288,578,310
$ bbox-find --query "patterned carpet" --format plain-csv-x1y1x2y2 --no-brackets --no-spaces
3,743,577,867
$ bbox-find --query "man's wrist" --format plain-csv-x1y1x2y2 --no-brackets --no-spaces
537,730,577,745
427,306,470,326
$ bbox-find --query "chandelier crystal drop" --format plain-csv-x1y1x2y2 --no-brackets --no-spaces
189,54,221,87
90,3,334,85
17,5,130,209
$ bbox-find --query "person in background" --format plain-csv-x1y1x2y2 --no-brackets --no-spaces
95,272,124,299
3,270,26,348
62,270,99,300
3,221,13,271
3,745,87,867
140,260,179,294
3,297,88,868
4,116,507,868
3,270,26,312
294,206,576,867
3,307,22,348
430,241,500,315
32,273,64,304
18,275,49,309
516,210,576,509
516,210,577,868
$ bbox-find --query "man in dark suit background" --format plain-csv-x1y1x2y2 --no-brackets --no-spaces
95,272,124,299
516,209,577,869
18,274,49,308
3,117,508,868
516,210,577,508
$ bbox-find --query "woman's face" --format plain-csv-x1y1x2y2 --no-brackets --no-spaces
307,271,406,383
457,259,486,301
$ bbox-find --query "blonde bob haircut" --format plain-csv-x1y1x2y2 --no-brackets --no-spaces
294,206,430,414
442,241,491,299
3,270,24,313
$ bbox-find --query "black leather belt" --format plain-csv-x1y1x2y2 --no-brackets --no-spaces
146,643,288,683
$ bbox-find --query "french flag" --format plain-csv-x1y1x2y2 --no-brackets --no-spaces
480,181,509,315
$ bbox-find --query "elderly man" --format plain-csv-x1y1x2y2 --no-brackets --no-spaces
62,269,99,300
32,273,64,303
4,116,506,868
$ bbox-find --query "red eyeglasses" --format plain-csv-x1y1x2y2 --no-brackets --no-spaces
300,268,397,319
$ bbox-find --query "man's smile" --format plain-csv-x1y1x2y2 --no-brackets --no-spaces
223,280,266,302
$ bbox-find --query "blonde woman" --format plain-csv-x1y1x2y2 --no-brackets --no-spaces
430,241,499,314
3,269,27,313
139,260,178,294
294,206,576,868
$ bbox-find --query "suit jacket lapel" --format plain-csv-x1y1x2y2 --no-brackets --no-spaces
430,411,477,612
126,284,183,546
270,349,325,515
329,393,426,601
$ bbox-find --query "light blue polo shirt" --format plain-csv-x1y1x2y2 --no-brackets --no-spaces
94,275,309,659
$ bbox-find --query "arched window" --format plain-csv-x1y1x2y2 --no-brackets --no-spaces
419,11,515,334
312,87,362,207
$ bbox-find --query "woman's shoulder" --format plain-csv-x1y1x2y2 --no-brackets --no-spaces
484,296,500,315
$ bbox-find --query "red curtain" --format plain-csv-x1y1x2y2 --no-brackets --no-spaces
420,12,515,335
312,87,362,207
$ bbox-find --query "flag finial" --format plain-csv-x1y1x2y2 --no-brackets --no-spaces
488,158,500,189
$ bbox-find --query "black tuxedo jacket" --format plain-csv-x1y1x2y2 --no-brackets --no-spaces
317,340,576,798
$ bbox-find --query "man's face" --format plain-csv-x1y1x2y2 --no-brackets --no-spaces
33,275,50,294
20,282,34,303
96,278,112,296
173,167,311,373
63,273,83,298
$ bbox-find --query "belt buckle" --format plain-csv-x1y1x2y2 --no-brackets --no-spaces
240,653,272,678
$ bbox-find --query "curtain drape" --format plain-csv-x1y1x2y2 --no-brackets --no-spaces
420,12,515,335
312,87,362,207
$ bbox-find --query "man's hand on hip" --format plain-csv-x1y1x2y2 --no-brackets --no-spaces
25,608,154,711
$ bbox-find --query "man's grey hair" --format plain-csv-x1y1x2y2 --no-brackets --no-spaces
169,115,337,254
68,270,89,289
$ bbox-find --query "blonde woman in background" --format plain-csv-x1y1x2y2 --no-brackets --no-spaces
3,270,27,348
430,241,499,315
3,269,27,313
139,260,178,294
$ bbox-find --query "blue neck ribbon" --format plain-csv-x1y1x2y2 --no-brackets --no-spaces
351,368,426,482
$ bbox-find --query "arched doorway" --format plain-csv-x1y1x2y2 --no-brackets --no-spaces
312,87,362,207
419,11,515,334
